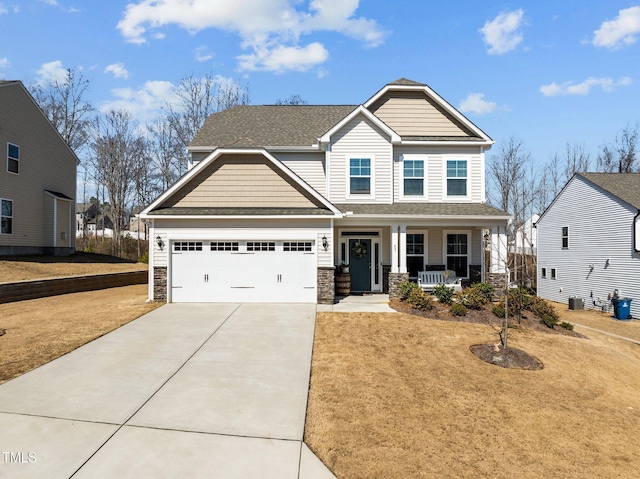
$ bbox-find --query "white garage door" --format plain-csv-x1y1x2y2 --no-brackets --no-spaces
170,240,317,303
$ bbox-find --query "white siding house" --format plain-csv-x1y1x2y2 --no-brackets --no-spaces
536,173,640,318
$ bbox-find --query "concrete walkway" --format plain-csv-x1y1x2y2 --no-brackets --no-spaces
0,303,335,479
317,293,396,313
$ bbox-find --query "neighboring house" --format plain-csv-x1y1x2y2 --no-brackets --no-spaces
141,79,510,304
0,81,77,255
514,214,539,255
536,173,640,318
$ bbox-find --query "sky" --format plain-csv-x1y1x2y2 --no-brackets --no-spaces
1,0,640,174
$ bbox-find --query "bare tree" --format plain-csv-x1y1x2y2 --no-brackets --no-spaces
89,110,146,256
597,123,639,173
562,142,591,180
275,94,308,105
147,115,181,189
165,73,250,174
30,68,94,160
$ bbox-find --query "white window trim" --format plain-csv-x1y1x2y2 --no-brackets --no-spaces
551,268,557,280
443,158,470,201
7,142,19,175
1,198,13,235
406,229,429,280
442,229,471,279
400,155,427,200
541,267,547,279
561,226,569,249
346,156,375,200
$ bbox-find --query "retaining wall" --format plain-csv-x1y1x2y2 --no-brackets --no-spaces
0,271,148,304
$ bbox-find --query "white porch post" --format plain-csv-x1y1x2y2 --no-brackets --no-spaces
391,224,399,273
399,225,407,274
491,225,508,274
480,228,486,282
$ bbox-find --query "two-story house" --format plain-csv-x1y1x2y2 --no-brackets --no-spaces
0,81,77,255
141,79,510,304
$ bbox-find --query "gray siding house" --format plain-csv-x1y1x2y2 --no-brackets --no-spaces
0,81,77,255
536,173,640,318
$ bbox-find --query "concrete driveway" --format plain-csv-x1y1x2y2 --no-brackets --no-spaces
0,303,335,478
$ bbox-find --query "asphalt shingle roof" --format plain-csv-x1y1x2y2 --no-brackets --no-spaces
578,173,640,209
149,207,335,216
337,203,510,217
190,105,357,148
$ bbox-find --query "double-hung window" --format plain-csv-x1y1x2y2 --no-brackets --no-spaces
561,227,569,249
1,199,13,234
445,232,469,278
406,233,425,280
446,160,467,197
349,158,371,195
7,143,19,174
403,160,424,196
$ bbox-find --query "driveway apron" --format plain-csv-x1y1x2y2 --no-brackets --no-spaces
0,303,335,479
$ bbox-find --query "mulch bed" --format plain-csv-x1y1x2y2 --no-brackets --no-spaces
389,299,586,338
470,343,544,370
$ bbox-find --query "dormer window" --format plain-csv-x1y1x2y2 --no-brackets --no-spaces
349,158,371,195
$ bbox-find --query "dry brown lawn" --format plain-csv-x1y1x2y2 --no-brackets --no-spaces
551,301,640,343
0,252,147,283
0,284,160,384
305,310,640,478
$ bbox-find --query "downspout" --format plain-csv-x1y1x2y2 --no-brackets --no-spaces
634,210,640,252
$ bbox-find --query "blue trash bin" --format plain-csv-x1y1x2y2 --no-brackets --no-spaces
612,298,632,320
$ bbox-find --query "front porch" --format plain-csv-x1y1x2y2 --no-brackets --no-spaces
330,220,509,301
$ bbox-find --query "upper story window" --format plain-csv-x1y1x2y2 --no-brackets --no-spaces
349,158,371,195
1,199,13,234
446,160,467,197
403,160,424,196
561,226,569,249
7,143,19,174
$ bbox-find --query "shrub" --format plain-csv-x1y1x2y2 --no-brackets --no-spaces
455,287,487,310
528,296,560,328
450,302,467,316
433,283,454,305
492,304,506,318
472,282,495,302
139,249,149,264
560,321,574,331
406,288,435,311
398,281,419,301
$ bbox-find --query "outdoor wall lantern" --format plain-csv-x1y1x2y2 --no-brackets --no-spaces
322,235,329,251
156,235,164,251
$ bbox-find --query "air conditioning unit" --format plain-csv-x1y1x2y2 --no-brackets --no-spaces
569,297,584,310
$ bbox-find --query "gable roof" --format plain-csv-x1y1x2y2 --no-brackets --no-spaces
318,105,401,144
189,105,356,149
577,173,640,209
142,148,342,218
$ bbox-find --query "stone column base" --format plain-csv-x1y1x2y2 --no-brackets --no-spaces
388,272,409,301
487,273,507,298
153,266,167,301
317,266,335,304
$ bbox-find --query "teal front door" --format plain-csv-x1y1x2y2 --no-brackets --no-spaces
349,239,371,292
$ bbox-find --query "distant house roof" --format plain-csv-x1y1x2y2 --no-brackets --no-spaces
578,173,640,210
190,105,357,149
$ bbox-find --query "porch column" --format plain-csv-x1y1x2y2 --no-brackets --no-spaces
391,224,399,273
399,225,407,274
491,225,507,274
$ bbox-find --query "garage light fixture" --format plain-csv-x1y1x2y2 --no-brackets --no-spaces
322,235,329,251
156,235,164,251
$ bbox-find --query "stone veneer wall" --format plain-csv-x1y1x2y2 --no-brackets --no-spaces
382,265,391,294
388,272,409,301
154,267,167,301
317,266,335,304
487,273,507,298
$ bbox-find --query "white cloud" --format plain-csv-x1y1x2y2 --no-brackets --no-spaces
540,77,632,96
100,80,175,123
479,9,525,55
104,62,129,79
195,46,213,62
458,93,498,115
0,4,7,15
35,60,68,85
117,0,386,72
593,6,640,49
0,57,9,79
238,42,329,73
39,0,57,5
